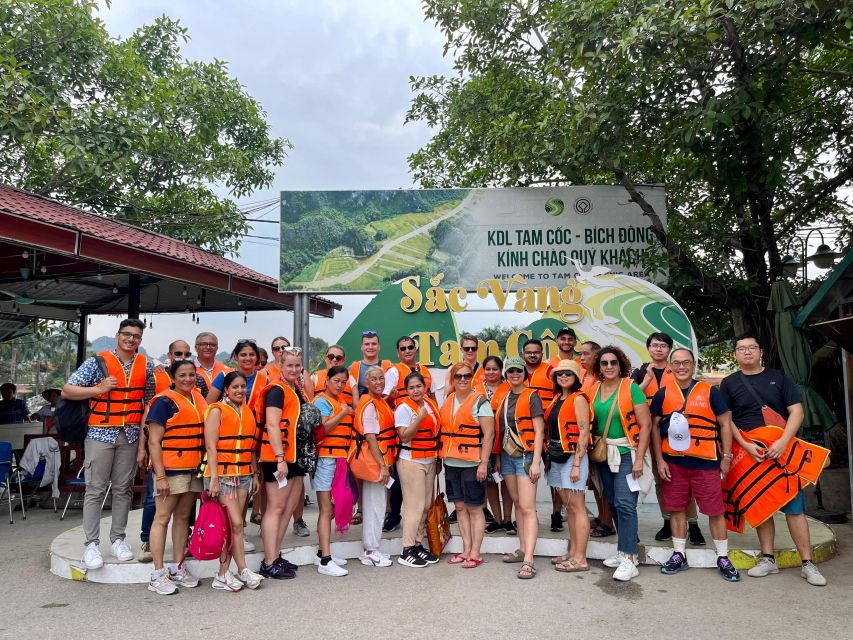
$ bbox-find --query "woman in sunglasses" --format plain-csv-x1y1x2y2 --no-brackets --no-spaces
439,362,495,569
311,345,353,406
495,357,544,579
589,346,652,582
544,360,592,572
206,339,268,409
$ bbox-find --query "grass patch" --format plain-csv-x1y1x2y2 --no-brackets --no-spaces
315,255,358,280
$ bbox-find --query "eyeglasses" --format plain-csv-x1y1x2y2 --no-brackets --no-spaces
670,360,694,368
648,342,670,350
398,344,416,352
523,351,541,356
505,368,524,375
118,331,142,341
326,353,345,362
453,373,473,381
461,345,478,352
172,351,192,357
735,345,759,353
600,359,619,367
283,346,303,355
196,342,217,348
362,330,378,338
555,371,575,378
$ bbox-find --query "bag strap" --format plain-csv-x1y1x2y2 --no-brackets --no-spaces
738,372,767,410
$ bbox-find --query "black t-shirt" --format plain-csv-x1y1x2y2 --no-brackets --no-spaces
264,385,285,410
546,397,566,458
719,368,801,432
631,363,664,386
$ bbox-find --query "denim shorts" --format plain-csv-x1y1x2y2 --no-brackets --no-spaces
500,451,534,477
314,456,338,492
203,474,252,496
547,454,589,491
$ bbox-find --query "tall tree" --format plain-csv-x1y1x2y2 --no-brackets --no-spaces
0,0,288,255
407,0,852,356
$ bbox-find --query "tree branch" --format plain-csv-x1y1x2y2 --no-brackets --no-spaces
775,163,853,240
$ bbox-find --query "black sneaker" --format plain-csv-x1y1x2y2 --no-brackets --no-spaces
448,509,457,524
382,514,401,533
259,558,296,579
717,556,740,582
483,507,495,523
550,512,564,532
273,553,299,571
504,521,517,535
485,521,504,534
397,547,427,568
660,551,689,575
654,520,672,541
414,544,439,564
688,522,706,546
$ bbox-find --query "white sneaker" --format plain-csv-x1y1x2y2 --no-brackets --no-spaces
148,568,178,595
359,550,393,567
613,556,639,581
83,542,103,570
801,562,827,586
243,539,256,553
212,571,243,591
604,551,637,568
111,539,134,562
313,554,348,567
237,567,264,589
318,560,349,576
747,556,780,578
168,565,199,588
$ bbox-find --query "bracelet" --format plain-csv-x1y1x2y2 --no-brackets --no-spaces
275,454,285,461
155,474,166,481
723,453,733,459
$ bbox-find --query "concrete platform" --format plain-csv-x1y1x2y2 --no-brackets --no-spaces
49,502,837,583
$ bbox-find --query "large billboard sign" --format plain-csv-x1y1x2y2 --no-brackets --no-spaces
279,186,666,293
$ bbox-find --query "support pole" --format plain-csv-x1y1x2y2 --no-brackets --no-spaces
76,315,88,367
292,293,311,369
127,273,141,319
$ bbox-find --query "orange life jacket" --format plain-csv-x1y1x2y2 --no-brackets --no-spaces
589,379,641,447
544,392,591,454
314,369,354,406
472,365,485,386
387,362,433,407
526,362,555,403
642,365,675,402
204,401,257,477
255,381,301,463
496,388,539,453
549,354,581,368
153,369,172,394
660,380,720,461
475,381,510,454
579,367,597,396
397,397,441,459
88,351,149,427
439,392,487,462
315,392,354,458
348,359,392,393
196,360,232,389
154,388,207,471
352,395,398,467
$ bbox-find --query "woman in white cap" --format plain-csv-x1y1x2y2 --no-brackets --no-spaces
544,360,592,571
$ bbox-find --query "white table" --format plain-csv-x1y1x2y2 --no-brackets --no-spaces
0,422,45,450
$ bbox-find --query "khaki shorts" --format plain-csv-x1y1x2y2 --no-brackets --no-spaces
156,472,203,496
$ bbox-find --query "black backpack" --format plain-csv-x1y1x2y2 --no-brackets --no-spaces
55,355,109,444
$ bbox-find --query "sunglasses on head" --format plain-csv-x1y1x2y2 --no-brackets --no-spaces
283,346,302,355
326,353,345,362
362,330,378,338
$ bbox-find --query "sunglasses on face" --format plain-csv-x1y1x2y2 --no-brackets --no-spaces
555,371,575,378
453,373,473,381
172,351,191,357
506,368,524,375
600,359,619,367
270,345,287,352
461,345,478,352
362,330,378,338
326,353,345,362
398,344,416,352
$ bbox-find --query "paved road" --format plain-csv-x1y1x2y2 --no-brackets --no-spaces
1,507,850,639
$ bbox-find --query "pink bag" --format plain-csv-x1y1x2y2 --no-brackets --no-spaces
181,491,232,565
331,459,358,535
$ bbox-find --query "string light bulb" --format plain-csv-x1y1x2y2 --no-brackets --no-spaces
112,283,118,294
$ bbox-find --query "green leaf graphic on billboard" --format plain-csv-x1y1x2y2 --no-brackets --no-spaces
544,198,564,216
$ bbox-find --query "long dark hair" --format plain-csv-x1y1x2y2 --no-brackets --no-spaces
592,346,632,379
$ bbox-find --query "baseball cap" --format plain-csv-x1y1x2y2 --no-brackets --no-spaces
503,357,525,374
556,327,577,338
667,411,691,452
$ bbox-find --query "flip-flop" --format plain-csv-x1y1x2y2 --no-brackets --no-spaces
351,511,362,526
550,553,571,565
447,553,468,565
517,562,537,579
462,558,484,569
502,549,524,563
555,558,590,572
590,523,615,537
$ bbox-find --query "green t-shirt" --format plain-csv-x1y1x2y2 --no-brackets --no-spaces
593,382,645,455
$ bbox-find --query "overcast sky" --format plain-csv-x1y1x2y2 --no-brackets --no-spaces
91,0,463,356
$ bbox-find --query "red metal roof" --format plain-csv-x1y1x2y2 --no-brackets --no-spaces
0,184,273,285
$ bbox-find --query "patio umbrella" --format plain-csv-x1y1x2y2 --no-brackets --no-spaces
768,280,836,438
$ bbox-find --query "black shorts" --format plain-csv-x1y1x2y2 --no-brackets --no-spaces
260,461,306,483
445,464,486,507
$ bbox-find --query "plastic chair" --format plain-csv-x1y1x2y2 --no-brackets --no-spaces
0,442,24,524
60,465,111,521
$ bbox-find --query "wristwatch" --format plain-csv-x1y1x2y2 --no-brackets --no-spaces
723,453,733,459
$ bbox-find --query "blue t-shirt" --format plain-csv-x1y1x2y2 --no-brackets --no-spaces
650,379,729,470
212,370,258,395
146,396,179,426
313,396,334,418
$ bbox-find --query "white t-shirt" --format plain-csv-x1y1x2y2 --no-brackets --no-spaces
394,402,437,464
360,403,380,435
383,367,400,398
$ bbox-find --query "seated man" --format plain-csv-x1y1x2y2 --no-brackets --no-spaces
0,382,28,423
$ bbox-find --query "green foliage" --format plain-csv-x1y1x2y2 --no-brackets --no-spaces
0,321,78,393
408,0,853,356
0,0,288,255
474,324,524,356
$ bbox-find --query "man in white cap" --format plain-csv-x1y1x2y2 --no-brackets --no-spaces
650,348,739,582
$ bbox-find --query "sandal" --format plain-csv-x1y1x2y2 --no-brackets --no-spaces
250,512,263,526
351,510,362,526
550,553,571,565
555,558,590,573
502,549,524,563
590,523,615,537
462,558,484,569
447,553,468,565
517,562,537,579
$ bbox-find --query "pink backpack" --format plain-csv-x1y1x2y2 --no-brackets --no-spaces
181,491,232,565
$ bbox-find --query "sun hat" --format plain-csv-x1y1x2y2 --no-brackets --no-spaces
550,359,581,382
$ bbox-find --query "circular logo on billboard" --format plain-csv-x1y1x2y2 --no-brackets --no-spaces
544,198,564,216
573,197,592,215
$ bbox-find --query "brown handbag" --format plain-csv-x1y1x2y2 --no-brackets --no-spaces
590,386,620,463
426,476,452,556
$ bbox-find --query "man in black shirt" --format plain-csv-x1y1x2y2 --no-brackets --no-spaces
719,333,826,586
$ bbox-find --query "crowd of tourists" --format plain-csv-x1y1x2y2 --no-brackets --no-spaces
61,319,828,594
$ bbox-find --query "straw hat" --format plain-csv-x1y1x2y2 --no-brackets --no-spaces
550,359,581,382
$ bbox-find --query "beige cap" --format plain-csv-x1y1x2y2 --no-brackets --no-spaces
550,359,581,382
